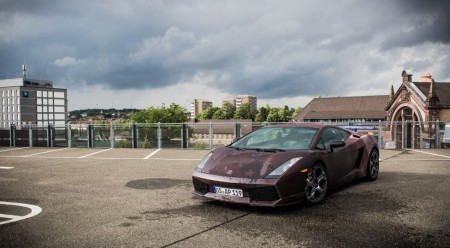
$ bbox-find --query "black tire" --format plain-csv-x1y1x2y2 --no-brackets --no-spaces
304,164,328,204
366,148,379,181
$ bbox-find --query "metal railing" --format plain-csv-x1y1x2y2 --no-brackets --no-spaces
1,121,449,149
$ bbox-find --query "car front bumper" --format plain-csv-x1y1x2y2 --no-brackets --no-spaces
192,171,305,207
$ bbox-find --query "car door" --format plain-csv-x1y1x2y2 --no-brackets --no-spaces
317,128,354,185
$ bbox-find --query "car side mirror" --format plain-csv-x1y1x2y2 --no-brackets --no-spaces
329,140,345,152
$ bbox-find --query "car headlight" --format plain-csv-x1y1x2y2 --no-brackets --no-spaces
195,152,213,172
267,157,302,178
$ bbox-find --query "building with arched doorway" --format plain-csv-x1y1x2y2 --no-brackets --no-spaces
294,70,450,149
385,70,450,148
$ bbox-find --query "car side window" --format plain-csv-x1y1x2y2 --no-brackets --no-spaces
338,129,351,140
317,138,325,150
320,128,345,150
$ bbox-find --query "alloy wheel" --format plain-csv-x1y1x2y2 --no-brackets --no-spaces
367,149,379,180
305,165,328,204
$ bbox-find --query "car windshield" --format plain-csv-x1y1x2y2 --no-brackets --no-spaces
230,127,318,151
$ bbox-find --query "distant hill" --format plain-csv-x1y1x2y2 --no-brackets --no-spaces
69,108,142,120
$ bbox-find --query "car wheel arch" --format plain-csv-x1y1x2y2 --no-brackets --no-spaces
312,160,327,172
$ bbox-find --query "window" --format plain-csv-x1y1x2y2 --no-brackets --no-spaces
54,92,65,98
54,99,65,105
337,129,351,140
55,106,65,112
319,128,345,150
55,121,65,126
55,114,65,120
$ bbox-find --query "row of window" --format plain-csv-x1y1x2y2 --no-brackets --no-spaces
1,89,65,98
1,90,20,97
36,91,65,98
1,114,20,123
37,106,66,113
1,97,20,105
37,98,65,105
36,120,66,127
2,106,20,113
37,113,66,120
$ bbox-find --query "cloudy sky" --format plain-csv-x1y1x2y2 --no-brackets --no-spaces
1,0,449,111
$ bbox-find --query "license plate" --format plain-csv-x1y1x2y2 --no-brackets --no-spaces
213,186,243,197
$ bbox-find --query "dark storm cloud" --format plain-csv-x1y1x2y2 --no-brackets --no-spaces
381,0,450,50
1,0,449,104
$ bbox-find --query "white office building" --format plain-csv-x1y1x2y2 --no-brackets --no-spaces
0,65,68,128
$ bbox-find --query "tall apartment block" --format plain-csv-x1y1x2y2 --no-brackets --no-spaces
235,95,257,113
222,98,236,106
0,65,68,128
190,99,212,118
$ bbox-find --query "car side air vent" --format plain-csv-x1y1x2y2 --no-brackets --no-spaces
192,178,209,194
249,186,279,202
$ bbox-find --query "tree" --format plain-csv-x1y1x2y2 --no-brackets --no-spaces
255,106,268,122
265,106,293,122
130,103,187,123
266,108,280,122
278,108,291,122
234,103,255,120
222,102,236,119
292,107,303,118
212,109,225,119
198,107,220,120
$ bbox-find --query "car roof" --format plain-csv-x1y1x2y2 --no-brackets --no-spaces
265,123,329,129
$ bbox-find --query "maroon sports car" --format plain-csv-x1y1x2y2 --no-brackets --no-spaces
192,124,379,207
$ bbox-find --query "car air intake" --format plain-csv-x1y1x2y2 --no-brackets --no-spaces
192,178,209,194
249,186,279,202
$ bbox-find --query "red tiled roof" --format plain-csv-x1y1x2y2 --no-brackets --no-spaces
413,82,450,107
295,95,390,121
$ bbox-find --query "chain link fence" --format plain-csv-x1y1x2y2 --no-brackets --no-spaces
1,121,449,149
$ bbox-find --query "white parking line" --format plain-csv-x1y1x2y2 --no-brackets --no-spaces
0,155,201,161
21,147,70,157
0,147,28,153
80,148,113,158
0,166,14,170
144,148,161,159
407,149,450,159
0,201,42,226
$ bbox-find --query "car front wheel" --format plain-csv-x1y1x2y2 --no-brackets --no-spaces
305,164,328,204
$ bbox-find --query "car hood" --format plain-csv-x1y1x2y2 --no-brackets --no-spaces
201,147,312,179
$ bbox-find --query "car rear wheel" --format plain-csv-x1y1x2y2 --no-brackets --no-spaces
305,164,328,204
366,148,379,181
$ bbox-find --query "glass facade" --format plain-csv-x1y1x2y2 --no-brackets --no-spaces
35,89,66,127
0,89,21,128
0,87,67,128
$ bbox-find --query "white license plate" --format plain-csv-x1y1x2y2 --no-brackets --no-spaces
213,186,243,197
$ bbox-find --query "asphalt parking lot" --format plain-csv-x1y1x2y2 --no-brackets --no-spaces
0,147,449,248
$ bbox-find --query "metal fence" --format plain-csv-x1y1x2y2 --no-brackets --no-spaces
1,121,449,149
